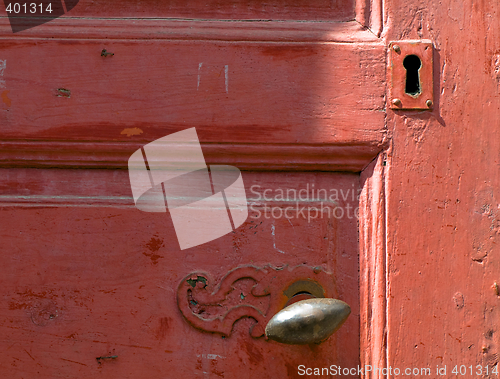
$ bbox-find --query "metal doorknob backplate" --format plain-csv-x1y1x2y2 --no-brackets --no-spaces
177,265,344,340
265,298,351,345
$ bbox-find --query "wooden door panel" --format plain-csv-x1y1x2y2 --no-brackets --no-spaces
63,0,356,21
0,39,384,145
0,169,359,378
1,0,494,375
0,1,386,377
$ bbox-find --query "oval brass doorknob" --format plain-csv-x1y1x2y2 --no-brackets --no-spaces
265,298,351,345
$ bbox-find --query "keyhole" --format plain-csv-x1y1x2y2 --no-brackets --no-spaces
403,54,422,96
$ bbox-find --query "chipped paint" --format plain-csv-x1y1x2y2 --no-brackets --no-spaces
56,88,71,98
225,65,228,93
1,90,11,107
143,236,164,265
197,62,203,90
271,224,286,254
101,49,114,57
121,127,143,137
0,59,5,88
493,282,500,297
197,354,225,360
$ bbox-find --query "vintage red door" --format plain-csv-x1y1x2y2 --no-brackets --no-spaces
0,1,384,376
1,0,498,378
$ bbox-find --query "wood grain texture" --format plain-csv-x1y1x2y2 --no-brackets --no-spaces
385,0,500,376
0,18,379,42
0,36,386,169
359,154,387,377
0,39,385,142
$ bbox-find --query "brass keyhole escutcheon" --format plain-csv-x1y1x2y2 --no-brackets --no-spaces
389,40,433,110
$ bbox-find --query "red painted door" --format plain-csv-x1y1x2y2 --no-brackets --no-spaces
2,0,470,378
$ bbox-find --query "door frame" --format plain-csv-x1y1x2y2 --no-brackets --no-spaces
0,0,389,374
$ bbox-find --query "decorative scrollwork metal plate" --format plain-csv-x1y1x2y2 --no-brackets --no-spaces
176,265,337,338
